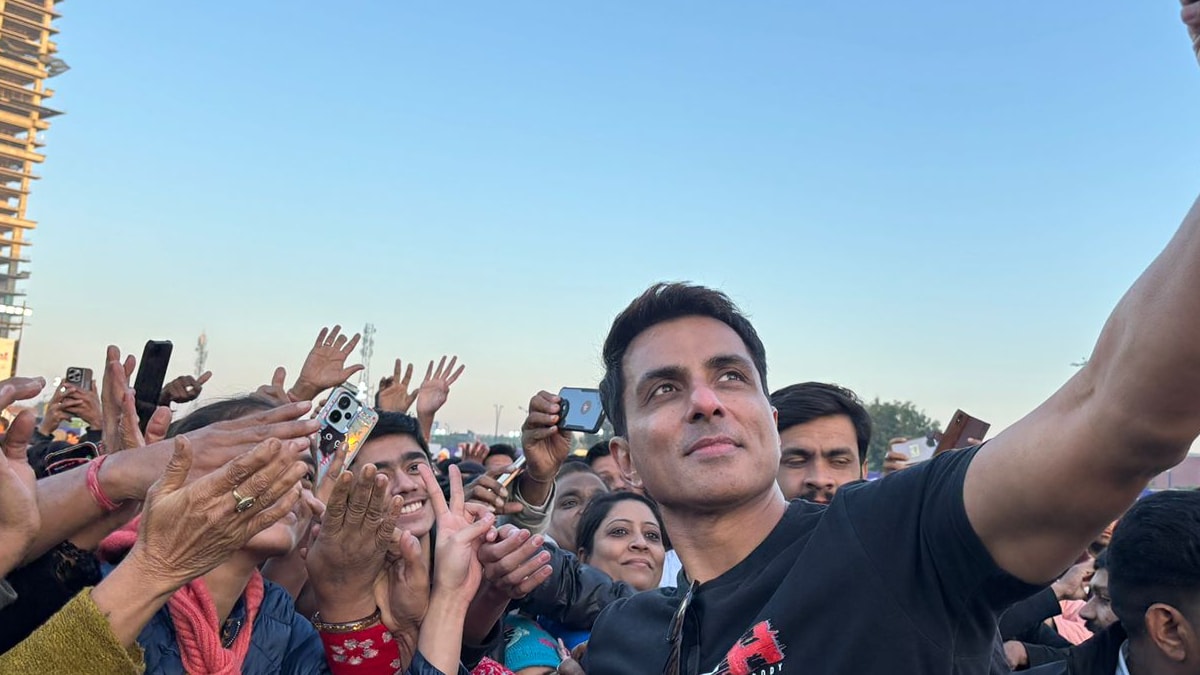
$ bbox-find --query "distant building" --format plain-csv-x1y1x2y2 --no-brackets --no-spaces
1148,455,1200,490
0,0,65,364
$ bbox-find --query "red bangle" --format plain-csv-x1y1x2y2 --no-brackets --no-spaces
86,455,122,512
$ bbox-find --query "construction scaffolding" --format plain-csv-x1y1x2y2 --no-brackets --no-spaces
0,0,65,345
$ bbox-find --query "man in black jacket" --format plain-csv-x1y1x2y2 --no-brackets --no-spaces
1027,490,1200,674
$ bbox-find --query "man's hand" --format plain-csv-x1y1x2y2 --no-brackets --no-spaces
415,356,465,420
305,464,402,622
62,382,102,429
158,372,212,406
882,451,909,476
291,326,364,402
1052,559,1095,602
100,346,137,451
521,391,572,485
376,359,418,413
465,468,524,516
38,380,72,436
1184,1,1200,63
476,524,553,600
423,463,494,601
374,528,429,650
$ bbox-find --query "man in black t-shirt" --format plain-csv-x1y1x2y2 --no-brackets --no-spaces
580,118,1200,675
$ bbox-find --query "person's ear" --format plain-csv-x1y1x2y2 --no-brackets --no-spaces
611,436,641,488
1145,603,1191,662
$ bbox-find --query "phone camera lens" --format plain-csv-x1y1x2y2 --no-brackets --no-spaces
329,410,343,424
337,396,352,411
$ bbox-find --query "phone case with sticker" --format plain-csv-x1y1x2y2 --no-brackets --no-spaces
315,386,379,481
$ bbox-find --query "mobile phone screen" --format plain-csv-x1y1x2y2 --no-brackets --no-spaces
558,387,605,434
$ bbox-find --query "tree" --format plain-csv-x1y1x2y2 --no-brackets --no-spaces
863,398,941,471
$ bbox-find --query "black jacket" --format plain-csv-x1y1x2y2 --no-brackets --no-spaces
519,543,636,630
1025,624,1126,675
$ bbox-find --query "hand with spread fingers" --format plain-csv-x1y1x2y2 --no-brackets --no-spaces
290,325,364,402
376,358,418,413
158,372,212,406
255,366,295,407
126,436,311,590
305,464,402,623
415,356,465,421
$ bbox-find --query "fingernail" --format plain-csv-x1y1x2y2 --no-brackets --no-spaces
495,498,505,507
499,488,509,498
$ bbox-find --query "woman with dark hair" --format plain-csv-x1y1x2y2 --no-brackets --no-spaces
574,492,668,593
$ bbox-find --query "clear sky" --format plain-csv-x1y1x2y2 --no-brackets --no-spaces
18,1,1200,439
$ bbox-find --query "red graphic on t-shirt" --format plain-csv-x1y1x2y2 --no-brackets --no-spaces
704,621,786,675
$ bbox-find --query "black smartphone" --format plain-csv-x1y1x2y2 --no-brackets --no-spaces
132,340,173,431
64,367,93,392
44,441,99,477
315,385,380,482
558,387,605,434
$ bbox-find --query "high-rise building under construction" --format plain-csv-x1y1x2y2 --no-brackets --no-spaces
0,0,64,350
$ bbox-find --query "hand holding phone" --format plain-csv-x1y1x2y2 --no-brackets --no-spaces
315,386,379,482
496,455,527,489
558,387,606,434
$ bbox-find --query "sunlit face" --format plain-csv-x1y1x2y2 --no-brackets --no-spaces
547,471,608,552
352,434,435,538
590,454,629,492
1080,568,1118,634
613,316,781,514
579,500,666,592
777,415,864,503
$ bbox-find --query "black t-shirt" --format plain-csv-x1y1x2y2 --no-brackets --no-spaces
584,446,1042,675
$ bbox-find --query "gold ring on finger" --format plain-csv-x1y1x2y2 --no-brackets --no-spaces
232,488,257,513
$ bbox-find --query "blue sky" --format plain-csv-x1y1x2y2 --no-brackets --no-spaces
20,1,1200,437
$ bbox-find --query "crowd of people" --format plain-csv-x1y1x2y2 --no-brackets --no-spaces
2,5,1200,675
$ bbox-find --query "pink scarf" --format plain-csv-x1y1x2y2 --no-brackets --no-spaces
100,519,266,675
1054,600,1093,646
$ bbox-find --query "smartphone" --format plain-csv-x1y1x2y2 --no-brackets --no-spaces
558,387,605,434
132,340,173,431
64,367,93,392
497,455,527,488
44,441,99,477
935,410,990,455
315,385,379,481
891,436,936,463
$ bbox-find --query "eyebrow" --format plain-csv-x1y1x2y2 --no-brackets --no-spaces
782,447,856,458
606,517,661,529
635,354,756,397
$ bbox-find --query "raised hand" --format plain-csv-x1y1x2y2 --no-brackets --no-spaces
61,381,102,429
1052,558,1095,602
415,356,465,420
374,528,429,649
255,367,294,407
116,387,171,452
0,390,42,575
376,358,418,413
129,436,310,590
37,379,72,436
465,467,524,516
521,391,573,485
158,372,212,406
306,464,402,622
291,326,364,402
461,441,489,465
421,462,494,599
99,345,138,452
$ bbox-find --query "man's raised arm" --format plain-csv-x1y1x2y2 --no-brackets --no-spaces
968,11,1200,581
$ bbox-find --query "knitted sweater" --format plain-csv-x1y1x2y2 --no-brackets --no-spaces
0,588,145,674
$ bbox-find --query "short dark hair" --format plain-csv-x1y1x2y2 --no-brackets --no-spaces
1094,549,1109,572
585,441,611,465
600,283,769,437
557,461,596,480
576,491,671,557
1108,491,1200,638
487,443,518,463
362,411,430,458
167,395,278,438
770,382,872,465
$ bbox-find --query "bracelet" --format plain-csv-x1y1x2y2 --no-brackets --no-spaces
86,455,122,512
312,608,382,634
